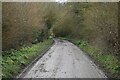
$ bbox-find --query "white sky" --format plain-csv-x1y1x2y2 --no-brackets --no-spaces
56,0,67,3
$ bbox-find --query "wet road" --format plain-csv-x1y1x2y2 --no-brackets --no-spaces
23,39,107,78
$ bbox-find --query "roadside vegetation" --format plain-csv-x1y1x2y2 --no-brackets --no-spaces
60,37,120,78
55,3,119,78
2,39,53,78
74,39,120,78
2,2,120,79
2,3,58,50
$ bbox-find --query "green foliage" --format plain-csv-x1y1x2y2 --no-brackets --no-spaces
53,3,85,38
52,3,119,56
2,3,58,50
3,2,119,54
83,3,118,55
2,39,52,78
74,39,120,75
2,2,119,78
77,40,87,47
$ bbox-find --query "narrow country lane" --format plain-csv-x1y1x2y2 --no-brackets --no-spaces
21,39,107,78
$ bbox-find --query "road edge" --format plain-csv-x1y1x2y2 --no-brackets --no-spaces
16,39,55,79
59,38,109,78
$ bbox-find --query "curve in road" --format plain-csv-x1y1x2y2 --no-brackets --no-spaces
22,39,107,78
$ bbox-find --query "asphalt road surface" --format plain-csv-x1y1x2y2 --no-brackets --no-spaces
23,39,107,78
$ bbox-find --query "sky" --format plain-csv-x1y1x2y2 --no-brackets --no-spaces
56,0,67,3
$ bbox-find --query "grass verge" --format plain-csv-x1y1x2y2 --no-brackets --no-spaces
2,39,53,78
74,39,120,78
60,37,120,78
